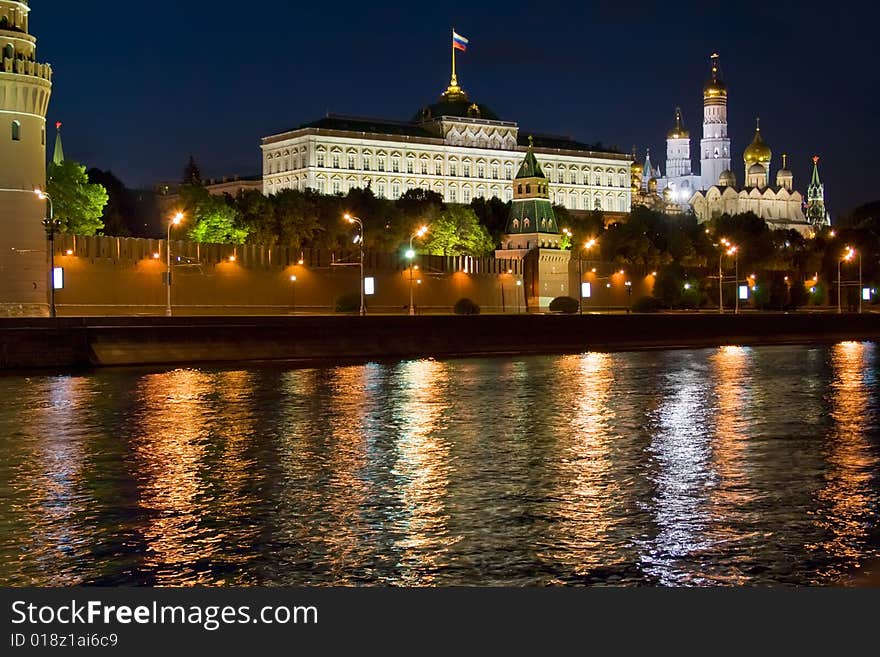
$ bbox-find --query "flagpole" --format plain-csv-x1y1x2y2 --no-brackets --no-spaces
451,28,457,86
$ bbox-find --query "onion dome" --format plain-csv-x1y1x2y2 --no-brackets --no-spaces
648,178,658,193
744,119,772,165
703,54,727,103
718,170,736,187
748,163,765,176
667,107,690,139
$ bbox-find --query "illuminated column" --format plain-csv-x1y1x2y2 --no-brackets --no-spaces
700,54,731,190
0,0,53,316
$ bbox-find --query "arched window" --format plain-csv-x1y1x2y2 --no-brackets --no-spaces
525,184,531,194
517,185,523,194
3,43,13,60
12,120,21,141
524,218,531,229
512,219,520,230
392,182,401,198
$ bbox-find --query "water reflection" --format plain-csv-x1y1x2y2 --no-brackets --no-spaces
642,354,717,585
1,344,879,587
814,342,879,578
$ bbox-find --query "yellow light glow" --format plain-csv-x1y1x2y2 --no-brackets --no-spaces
65,249,73,256
153,253,160,259
172,211,184,225
229,256,236,262
290,275,297,282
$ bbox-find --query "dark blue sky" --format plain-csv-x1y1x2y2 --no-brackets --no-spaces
35,0,879,213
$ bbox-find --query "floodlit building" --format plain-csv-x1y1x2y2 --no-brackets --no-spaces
261,54,631,214
0,0,53,316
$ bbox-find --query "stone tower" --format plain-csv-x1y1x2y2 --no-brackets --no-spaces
700,53,731,190
666,108,692,179
806,156,829,228
496,138,569,311
0,0,53,316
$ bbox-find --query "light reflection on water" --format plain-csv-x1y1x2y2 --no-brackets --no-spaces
1,343,879,587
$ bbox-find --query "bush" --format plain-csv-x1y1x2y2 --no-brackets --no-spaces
632,296,665,313
549,296,580,314
454,298,481,315
335,292,362,313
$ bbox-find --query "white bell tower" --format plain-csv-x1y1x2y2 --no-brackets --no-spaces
700,54,731,190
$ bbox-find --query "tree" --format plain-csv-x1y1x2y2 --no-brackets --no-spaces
188,195,248,244
47,160,109,236
423,205,496,256
87,168,139,237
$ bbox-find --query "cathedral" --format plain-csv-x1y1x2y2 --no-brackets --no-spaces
636,54,830,236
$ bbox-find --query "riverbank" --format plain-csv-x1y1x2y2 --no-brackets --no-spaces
1,313,879,370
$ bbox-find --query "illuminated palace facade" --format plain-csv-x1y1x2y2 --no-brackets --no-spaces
261,70,631,214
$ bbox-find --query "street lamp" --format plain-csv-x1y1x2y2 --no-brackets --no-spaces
290,275,298,315
579,238,598,315
34,189,60,318
718,238,737,314
343,214,366,316
838,246,857,314
165,211,184,317
516,279,523,314
406,225,429,316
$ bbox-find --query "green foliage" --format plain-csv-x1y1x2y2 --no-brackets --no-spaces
549,296,579,314
454,298,481,315
183,156,202,186
46,160,109,236
632,296,665,313
335,292,362,313
188,195,249,244
788,279,810,311
654,264,686,308
470,196,510,241
423,205,496,256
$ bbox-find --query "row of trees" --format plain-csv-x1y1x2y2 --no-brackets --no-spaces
180,184,497,256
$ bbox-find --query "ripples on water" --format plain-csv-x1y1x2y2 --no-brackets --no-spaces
1,343,878,587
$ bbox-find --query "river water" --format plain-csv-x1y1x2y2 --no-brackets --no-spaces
1,343,879,587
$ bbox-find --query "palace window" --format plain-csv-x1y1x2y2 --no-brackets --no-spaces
478,163,485,178
378,156,386,171
348,155,355,169
517,185,523,194
524,218,531,229
449,187,457,202
492,164,499,179
463,188,471,203
332,180,341,195
332,154,340,169
406,159,414,174
435,162,442,176
504,189,513,202
463,162,471,177
317,152,325,168
392,182,401,198
513,219,520,230
363,156,371,171
392,158,400,173
505,163,513,180
421,160,428,175
450,163,457,177
378,182,386,198
525,184,531,194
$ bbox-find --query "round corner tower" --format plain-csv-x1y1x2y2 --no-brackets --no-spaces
0,0,52,316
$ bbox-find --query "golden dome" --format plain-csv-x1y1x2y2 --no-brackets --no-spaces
667,107,689,139
703,54,727,101
744,120,772,164
719,170,736,187
648,178,658,193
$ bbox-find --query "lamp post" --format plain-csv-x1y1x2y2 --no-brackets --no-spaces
344,214,366,316
717,238,737,314
34,189,59,318
165,212,184,317
406,225,429,316
290,275,298,315
516,279,523,314
580,238,598,315
839,246,855,314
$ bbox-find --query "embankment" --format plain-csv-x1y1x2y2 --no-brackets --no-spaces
1,313,878,371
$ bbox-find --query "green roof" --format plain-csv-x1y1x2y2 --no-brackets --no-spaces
505,198,559,235
516,142,546,179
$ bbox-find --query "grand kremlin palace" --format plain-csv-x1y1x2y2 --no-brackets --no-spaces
261,66,632,215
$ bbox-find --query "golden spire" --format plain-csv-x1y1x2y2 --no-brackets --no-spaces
443,27,468,101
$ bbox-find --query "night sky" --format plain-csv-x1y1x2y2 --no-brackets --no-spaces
35,0,879,214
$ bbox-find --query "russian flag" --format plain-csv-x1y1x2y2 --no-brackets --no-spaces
453,31,469,52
